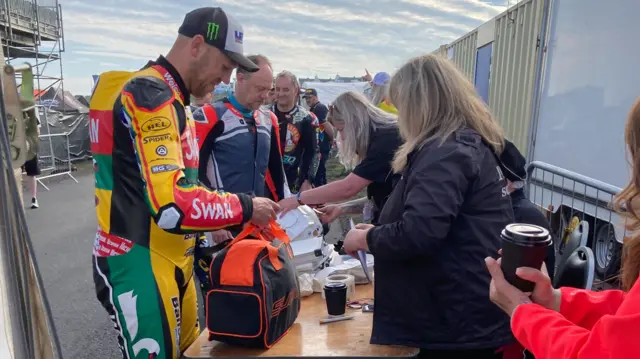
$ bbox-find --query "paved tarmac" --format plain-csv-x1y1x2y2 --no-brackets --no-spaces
23,169,348,359
24,171,120,358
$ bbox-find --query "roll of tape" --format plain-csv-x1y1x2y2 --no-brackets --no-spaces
322,274,356,301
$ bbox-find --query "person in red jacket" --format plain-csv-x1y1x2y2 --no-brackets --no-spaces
485,96,640,359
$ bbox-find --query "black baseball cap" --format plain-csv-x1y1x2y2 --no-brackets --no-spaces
303,88,318,98
178,7,259,72
499,139,527,182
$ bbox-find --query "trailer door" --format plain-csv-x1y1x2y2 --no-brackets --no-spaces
531,0,640,189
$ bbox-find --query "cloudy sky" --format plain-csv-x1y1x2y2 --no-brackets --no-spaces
49,0,508,95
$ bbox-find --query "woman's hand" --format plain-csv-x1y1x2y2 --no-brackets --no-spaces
515,266,562,312
277,196,300,215
485,257,533,317
316,204,341,223
343,227,371,257
485,257,562,317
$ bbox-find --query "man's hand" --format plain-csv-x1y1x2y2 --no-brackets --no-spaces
317,204,341,223
210,229,233,244
277,196,300,215
299,180,313,192
250,197,280,226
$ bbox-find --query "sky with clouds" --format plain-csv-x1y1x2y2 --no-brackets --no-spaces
41,0,509,95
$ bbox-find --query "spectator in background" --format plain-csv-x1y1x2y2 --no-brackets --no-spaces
263,83,276,106
192,91,213,107
369,72,398,114
272,71,319,193
500,139,556,280
23,111,41,209
342,54,515,358
303,88,335,187
278,91,401,227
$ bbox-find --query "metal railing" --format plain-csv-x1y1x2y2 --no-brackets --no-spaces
526,161,624,282
35,131,77,190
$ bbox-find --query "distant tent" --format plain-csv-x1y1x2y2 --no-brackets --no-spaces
37,87,89,113
74,95,90,107
33,89,46,98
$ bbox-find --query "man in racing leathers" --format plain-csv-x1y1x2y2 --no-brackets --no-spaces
89,8,279,359
192,54,289,299
272,70,319,193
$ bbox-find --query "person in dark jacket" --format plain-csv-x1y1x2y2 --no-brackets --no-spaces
500,139,556,280
343,54,517,359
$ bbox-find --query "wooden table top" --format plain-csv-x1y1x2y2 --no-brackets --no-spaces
183,284,418,358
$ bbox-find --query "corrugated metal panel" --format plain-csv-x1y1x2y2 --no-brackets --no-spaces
449,31,478,82
488,0,544,156
432,45,448,57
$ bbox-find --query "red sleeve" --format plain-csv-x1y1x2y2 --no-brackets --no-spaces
559,287,626,329
511,284,640,359
192,103,219,149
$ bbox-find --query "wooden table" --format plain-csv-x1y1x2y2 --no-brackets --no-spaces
183,284,418,358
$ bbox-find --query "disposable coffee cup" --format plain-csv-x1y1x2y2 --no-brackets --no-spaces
500,223,552,292
324,282,347,316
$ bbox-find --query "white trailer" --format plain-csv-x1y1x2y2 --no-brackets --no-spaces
299,81,369,106
526,0,640,279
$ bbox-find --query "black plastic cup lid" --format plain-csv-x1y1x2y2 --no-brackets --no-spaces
324,282,346,290
502,223,550,243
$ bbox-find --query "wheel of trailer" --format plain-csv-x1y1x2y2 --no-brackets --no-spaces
594,222,622,279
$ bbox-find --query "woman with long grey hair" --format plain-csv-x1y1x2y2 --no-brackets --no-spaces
342,54,517,358
277,90,402,225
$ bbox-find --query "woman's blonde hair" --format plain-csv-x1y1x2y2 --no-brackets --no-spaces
329,91,397,169
614,97,640,290
389,54,505,173
369,82,389,107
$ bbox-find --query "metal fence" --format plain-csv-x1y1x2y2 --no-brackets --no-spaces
526,161,624,282
35,131,77,189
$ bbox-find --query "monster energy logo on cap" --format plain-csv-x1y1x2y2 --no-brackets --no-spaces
207,22,219,40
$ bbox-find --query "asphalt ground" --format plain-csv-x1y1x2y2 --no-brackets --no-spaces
22,160,349,359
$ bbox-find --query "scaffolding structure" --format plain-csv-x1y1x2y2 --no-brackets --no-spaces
0,0,75,189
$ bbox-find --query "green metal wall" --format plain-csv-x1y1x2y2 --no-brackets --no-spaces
431,0,544,156
448,31,478,82
488,0,544,156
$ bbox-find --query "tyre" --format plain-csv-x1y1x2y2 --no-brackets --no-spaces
594,222,622,279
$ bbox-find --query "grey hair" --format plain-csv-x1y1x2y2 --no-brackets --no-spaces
330,91,398,169
390,54,505,173
275,70,300,89
237,54,272,76
369,82,389,106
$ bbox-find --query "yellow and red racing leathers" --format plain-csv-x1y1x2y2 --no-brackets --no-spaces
89,56,253,359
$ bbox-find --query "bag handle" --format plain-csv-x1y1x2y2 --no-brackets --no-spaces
224,222,290,249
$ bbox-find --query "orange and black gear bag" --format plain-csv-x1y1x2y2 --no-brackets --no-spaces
206,222,300,348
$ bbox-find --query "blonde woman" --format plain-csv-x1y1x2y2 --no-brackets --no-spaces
342,54,517,358
277,91,402,225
